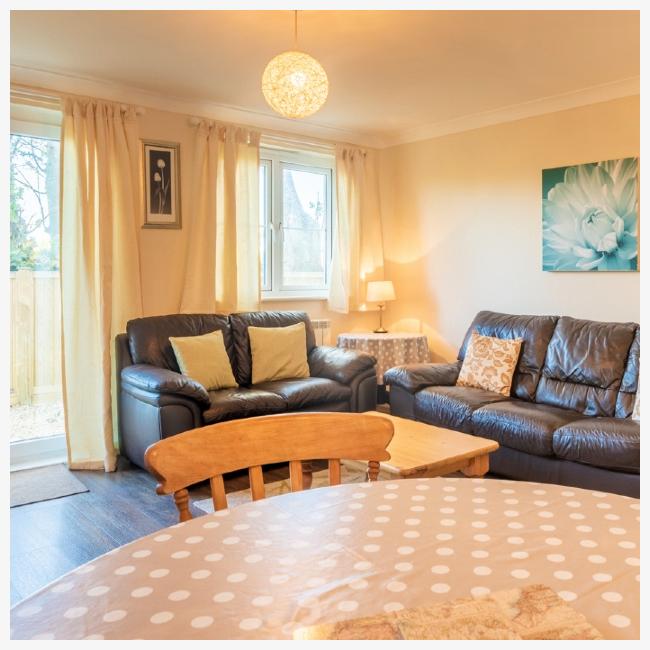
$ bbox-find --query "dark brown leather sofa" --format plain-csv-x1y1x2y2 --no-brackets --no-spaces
116,311,378,468
384,311,640,497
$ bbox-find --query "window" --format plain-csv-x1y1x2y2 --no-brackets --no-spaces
10,101,66,469
259,147,335,299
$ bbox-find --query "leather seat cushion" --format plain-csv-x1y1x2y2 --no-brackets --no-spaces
553,418,640,472
535,316,637,417
414,386,510,433
127,313,233,372
255,378,351,410
203,388,286,424
472,401,582,456
229,311,317,386
457,311,559,402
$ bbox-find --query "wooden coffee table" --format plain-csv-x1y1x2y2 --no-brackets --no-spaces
344,411,499,479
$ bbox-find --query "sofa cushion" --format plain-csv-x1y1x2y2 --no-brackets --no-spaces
616,326,640,418
458,311,558,402
169,330,237,390
249,322,310,384
414,386,509,433
127,313,233,372
230,311,317,386
552,418,640,472
456,330,523,396
203,387,286,424
536,316,637,417
256,378,351,410
472,401,582,456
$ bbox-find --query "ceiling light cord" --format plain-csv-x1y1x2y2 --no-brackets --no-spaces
294,10,298,49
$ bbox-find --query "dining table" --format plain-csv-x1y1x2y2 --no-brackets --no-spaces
11,477,640,640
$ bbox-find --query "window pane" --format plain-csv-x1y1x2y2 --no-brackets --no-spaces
281,167,328,288
10,134,60,271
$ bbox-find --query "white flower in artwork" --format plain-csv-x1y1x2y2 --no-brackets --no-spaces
542,157,638,271
152,155,170,214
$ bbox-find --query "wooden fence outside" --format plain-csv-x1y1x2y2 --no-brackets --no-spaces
10,270,62,407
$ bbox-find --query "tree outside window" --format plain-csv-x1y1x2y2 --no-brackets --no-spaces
10,134,60,272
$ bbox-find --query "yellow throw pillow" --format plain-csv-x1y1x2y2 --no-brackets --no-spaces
169,330,237,391
249,322,310,384
456,330,523,397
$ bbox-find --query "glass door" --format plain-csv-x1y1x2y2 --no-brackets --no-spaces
9,114,66,469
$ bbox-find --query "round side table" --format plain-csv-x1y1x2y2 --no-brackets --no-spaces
337,332,430,402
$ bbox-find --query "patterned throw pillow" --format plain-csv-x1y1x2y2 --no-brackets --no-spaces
456,330,523,397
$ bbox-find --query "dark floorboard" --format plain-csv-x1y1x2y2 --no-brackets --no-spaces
10,457,315,606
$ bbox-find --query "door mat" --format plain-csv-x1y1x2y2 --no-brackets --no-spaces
11,463,89,507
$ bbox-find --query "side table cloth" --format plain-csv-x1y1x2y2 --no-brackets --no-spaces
337,332,430,384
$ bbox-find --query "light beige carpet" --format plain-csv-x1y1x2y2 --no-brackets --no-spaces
10,463,88,507
194,465,368,514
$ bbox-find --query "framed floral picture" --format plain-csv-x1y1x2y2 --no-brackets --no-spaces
542,157,638,271
142,140,181,229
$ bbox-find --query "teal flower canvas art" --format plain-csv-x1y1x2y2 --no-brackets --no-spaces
542,157,638,271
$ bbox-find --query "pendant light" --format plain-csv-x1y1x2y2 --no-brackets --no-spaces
262,11,329,119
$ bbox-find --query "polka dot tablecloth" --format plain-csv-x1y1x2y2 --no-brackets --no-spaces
11,478,639,640
337,332,430,385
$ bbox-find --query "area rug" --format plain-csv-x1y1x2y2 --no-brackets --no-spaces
10,463,89,507
194,464,369,514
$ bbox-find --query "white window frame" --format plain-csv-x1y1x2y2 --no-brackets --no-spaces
260,147,335,301
10,103,66,471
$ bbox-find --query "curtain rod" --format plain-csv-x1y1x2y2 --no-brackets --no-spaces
11,83,146,115
187,116,338,154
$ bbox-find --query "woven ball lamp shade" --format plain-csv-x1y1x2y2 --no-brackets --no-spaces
262,50,329,119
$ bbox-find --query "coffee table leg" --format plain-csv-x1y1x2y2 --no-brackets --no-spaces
367,460,380,482
462,454,490,477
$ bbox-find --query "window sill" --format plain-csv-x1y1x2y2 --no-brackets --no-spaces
261,293,328,302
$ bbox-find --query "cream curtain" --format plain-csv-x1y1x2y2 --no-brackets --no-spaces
180,122,261,313
60,97,143,471
328,145,385,313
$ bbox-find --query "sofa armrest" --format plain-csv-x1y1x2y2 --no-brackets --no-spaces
121,364,211,407
308,346,376,385
384,361,462,394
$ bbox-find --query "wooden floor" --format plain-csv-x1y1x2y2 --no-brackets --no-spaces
10,458,321,606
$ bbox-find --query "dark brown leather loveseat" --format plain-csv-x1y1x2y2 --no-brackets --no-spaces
384,311,640,497
116,311,378,468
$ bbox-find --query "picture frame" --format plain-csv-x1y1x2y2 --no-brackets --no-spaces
542,157,638,272
142,140,181,229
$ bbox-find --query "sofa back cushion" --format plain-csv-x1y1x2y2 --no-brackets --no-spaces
615,327,640,418
127,313,233,373
229,311,316,386
458,311,558,401
536,316,637,417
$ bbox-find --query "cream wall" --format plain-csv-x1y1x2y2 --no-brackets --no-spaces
136,108,194,316
378,95,640,361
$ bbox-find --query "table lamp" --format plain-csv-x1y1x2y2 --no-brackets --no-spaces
366,280,396,333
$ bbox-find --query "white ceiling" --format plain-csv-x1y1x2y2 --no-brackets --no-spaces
10,10,640,147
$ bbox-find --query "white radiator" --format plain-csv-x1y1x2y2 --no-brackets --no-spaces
311,319,332,346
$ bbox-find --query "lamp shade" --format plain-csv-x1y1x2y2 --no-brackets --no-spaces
262,50,329,119
366,280,396,303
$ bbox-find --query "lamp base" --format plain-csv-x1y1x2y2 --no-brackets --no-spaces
373,327,388,334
